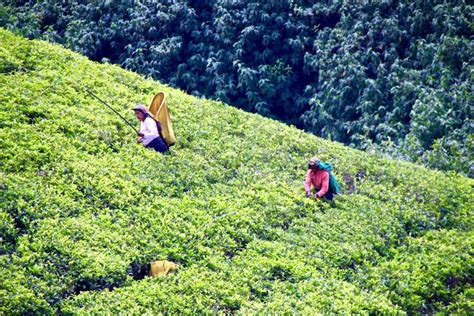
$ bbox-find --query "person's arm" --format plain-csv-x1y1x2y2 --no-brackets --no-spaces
137,122,144,142
316,171,329,198
304,170,313,197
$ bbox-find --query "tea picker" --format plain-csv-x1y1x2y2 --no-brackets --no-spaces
132,103,169,153
304,157,341,200
80,87,174,153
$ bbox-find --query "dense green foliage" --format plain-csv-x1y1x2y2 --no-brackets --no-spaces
1,29,473,314
2,0,472,176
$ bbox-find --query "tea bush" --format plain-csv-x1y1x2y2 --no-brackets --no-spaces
1,29,472,314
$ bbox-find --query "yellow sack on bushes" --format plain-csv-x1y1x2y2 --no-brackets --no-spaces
149,92,176,146
149,260,179,277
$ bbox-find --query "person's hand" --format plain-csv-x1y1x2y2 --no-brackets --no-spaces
137,132,144,137
306,191,311,198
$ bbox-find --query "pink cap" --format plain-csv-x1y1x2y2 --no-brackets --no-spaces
132,104,148,112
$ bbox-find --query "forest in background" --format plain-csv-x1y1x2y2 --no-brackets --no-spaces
1,0,472,176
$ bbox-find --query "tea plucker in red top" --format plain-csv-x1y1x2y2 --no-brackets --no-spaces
304,157,334,200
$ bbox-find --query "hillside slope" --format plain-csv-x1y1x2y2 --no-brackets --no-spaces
1,29,472,314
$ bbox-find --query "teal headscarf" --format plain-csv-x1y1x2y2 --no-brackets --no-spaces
316,160,341,194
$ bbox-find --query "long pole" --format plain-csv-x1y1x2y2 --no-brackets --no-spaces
83,88,139,134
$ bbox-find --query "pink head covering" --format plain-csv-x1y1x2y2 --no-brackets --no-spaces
132,104,148,113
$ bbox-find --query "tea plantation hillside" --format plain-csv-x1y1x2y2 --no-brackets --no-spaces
1,29,473,314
